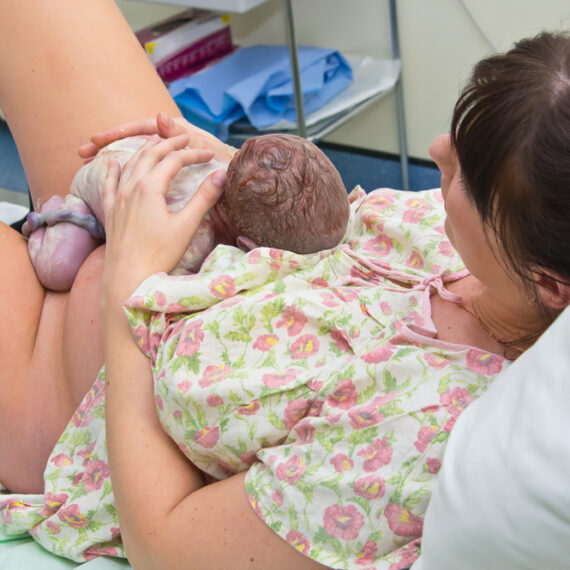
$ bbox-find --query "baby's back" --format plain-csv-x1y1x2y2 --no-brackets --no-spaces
72,136,228,274
26,137,229,292
71,136,226,222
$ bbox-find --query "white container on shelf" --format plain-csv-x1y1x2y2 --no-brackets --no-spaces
128,0,271,14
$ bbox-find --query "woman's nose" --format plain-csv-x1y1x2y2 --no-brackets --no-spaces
429,134,453,173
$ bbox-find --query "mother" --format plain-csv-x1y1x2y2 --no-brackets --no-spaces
1,2,569,569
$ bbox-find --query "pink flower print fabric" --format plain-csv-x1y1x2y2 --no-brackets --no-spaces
0,187,508,568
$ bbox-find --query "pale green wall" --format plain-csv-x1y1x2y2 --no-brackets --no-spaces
117,0,570,159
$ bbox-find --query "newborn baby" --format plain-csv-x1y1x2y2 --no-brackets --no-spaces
23,134,350,291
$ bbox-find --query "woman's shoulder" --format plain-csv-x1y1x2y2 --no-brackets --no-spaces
345,186,463,275
348,186,446,234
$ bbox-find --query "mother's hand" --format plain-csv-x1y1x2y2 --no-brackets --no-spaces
101,134,226,304
78,112,233,163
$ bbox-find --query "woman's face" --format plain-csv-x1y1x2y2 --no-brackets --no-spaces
429,134,505,285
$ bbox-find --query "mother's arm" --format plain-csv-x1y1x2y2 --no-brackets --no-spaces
101,138,326,570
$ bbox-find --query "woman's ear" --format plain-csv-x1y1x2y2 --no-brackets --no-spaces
535,271,570,310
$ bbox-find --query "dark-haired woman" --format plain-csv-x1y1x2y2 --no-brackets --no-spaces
0,2,569,567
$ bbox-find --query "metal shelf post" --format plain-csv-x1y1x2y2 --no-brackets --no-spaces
389,0,409,190
283,0,306,138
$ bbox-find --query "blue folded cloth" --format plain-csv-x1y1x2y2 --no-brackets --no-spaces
168,45,353,140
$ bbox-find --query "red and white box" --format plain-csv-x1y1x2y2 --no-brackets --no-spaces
136,10,234,83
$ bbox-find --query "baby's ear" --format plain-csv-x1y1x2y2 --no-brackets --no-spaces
236,236,258,252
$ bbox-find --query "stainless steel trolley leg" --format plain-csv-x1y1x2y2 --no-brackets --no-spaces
389,0,409,190
283,0,307,138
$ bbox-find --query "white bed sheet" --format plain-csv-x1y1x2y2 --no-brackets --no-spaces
0,534,132,569
0,201,29,225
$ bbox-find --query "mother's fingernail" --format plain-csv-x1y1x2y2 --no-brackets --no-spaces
212,170,227,187
159,112,172,128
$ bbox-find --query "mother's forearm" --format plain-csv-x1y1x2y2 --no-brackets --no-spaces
103,299,205,567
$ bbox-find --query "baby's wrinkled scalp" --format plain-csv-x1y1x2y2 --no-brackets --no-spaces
221,134,350,254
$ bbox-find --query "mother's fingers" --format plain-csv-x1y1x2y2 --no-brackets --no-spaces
101,160,121,225
78,117,161,158
119,134,187,181
126,146,216,201
177,169,227,232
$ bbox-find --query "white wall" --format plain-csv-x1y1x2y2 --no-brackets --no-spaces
117,0,570,160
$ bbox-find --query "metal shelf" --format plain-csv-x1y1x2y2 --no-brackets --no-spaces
228,55,400,142
230,89,393,143
128,0,409,188
129,0,271,14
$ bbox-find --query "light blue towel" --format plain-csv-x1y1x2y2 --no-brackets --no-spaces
168,45,353,140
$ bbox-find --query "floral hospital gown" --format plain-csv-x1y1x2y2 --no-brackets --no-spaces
0,187,508,569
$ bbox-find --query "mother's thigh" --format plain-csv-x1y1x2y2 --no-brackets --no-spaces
0,223,73,492
0,222,43,377
0,0,181,210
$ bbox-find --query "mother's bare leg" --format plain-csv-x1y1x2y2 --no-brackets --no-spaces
0,223,73,492
0,0,182,492
0,0,181,210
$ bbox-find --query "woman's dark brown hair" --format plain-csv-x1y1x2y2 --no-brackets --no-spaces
451,32,570,300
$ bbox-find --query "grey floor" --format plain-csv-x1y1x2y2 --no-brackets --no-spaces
0,120,441,213
318,143,441,194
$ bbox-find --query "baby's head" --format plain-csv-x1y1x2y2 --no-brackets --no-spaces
219,134,350,254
